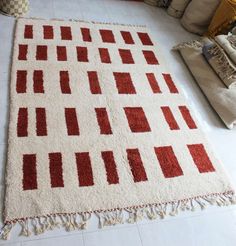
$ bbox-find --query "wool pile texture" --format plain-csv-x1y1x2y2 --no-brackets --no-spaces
3,18,235,238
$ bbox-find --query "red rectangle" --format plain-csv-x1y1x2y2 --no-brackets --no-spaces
99,29,115,43
187,144,215,173
24,25,33,39
119,49,134,64
33,70,44,93
43,25,54,39
36,45,48,60
162,73,178,93
18,44,28,60
154,146,183,178
65,108,80,135
17,108,28,137
146,73,161,93
81,27,92,42
113,72,136,94
49,153,64,188
161,106,179,130
60,71,71,94
16,70,27,93
121,31,134,44
142,50,159,65
77,46,88,62
126,148,148,182
60,26,72,40
23,154,37,190
36,108,47,136
95,108,112,134
101,151,119,184
124,107,151,133
99,48,111,63
75,152,94,186
137,32,153,45
87,71,102,94
179,106,197,129
57,46,67,61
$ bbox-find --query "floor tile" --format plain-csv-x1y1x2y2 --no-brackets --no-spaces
28,0,55,18
53,0,84,19
22,233,84,246
83,226,142,246
0,185,5,225
0,242,21,246
0,96,9,145
0,145,7,186
138,210,236,246
138,217,195,246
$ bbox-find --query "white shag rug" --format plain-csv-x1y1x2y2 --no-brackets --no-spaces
2,18,235,239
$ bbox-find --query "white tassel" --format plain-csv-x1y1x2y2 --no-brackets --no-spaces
78,213,91,229
95,212,103,229
195,198,206,210
169,202,180,216
180,200,190,211
190,199,195,212
126,208,144,223
32,218,43,235
49,215,60,229
63,214,76,231
97,211,123,227
229,195,236,204
19,220,31,237
154,204,167,219
0,223,14,240
146,206,158,220
202,197,215,205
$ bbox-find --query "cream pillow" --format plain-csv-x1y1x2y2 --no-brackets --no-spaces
181,0,220,34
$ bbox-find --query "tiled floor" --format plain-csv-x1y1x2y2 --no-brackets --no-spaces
0,0,236,245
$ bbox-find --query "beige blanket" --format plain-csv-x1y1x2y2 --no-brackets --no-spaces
173,42,236,129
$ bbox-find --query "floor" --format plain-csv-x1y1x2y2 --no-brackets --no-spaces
0,0,236,245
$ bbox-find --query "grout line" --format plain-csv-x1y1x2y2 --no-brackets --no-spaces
136,224,144,246
81,231,86,246
51,0,56,19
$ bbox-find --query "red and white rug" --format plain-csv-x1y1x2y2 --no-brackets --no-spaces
2,18,235,239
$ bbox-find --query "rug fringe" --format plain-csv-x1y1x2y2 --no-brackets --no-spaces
172,39,204,50
1,191,235,240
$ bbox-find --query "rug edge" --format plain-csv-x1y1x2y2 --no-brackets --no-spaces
17,16,147,28
1,190,235,240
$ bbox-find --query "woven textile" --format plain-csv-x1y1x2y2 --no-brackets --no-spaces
202,39,236,89
2,18,235,239
173,40,236,129
0,0,29,17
